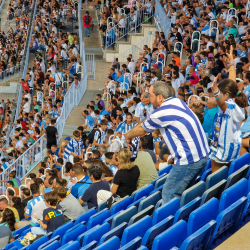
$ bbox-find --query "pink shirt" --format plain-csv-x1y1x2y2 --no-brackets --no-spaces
190,72,199,85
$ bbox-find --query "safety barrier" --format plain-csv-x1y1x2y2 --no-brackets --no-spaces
86,53,96,80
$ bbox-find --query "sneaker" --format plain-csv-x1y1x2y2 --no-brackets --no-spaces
88,34,90,37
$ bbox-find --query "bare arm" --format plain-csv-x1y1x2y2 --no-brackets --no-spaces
125,123,148,141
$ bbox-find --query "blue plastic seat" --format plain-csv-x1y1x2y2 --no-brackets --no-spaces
75,207,96,225
201,180,227,205
82,223,110,247
132,184,154,202
26,235,50,250
208,197,248,249
94,236,120,250
51,220,74,239
200,168,212,182
158,164,172,176
104,210,124,226
238,193,250,229
151,174,167,188
81,241,98,250
228,152,250,176
136,246,148,250
224,165,249,189
87,208,111,229
99,222,127,244
41,241,61,250
128,205,155,226
121,216,152,247
111,206,137,229
179,221,217,250
14,225,30,237
119,236,142,250
149,185,164,196
58,241,81,250
142,216,174,249
138,191,161,213
205,166,228,190
110,196,133,215
151,220,187,250
154,175,168,189
127,197,146,210
174,197,201,223
152,197,180,225
62,224,87,245
97,202,107,212
180,181,205,207
37,236,61,250
77,225,100,246
219,178,248,213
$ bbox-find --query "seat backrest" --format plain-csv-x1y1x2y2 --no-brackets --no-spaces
111,206,137,229
94,236,120,250
132,184,154,202
152,197,180,226
225,165,250,189
14,224,30,237
121,215,152,247
138,191,161,212
174,197,202,224
104,210,124,226
187,198,219,236
200,168,212,182
75,207,96,225
201,180,227,205
127,196,146,210
77,225,100,246
180,220,217,250
37,236,61,250
82,223,110,247
149,185,164,196
26,236,50,250
110,196,133,215
99,222,128,244
97,201,107,212
205,166,228,190
80,240,98,250
180,181,206,207
151,220,187,250
87,208,111,229
154,175,168,189
158,164,172,176
51,220,74,239
42,241,61,250
142,215,174,249
62,224,87,245
58,241,81,250
151,173,167,187
119,236,142,250
228,152,250,176
128,205,155,226
219,178,248,213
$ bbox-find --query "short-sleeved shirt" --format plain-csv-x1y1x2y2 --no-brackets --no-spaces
113,165,140,198
21,196,33,209
71,175,92,199
6,206,19,222
81,180,110,209
42,205,64,233
0,226,14,249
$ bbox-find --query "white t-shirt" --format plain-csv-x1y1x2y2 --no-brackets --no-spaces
23,102,30,112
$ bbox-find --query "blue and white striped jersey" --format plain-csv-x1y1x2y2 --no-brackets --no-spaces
92,128,107,150
135,102,154,122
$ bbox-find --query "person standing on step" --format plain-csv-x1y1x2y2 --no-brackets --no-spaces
83,11,93,37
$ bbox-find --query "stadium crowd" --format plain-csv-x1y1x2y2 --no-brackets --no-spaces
2,0,250,247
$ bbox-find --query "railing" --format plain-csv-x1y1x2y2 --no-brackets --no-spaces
0,62,24,85
86,53,96,80
104,0,155,58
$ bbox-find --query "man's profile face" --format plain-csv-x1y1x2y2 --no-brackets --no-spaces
148,86,160,109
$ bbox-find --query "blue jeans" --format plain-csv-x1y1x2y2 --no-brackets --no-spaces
84,27,91,37
162,155,208,204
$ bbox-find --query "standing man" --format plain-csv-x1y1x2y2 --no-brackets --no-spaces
83,11,92,37
125,81,209,204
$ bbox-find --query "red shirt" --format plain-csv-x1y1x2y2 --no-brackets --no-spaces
190,72,199,85
83,15,92,28
20,81,30,92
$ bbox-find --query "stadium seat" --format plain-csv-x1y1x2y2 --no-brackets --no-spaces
82,223,110,247
158,164,172,176
87,208,111,229
97,202,107,212
8,247,18,250
128,205,155,226
228,152,250,176
200,168,212,182
94,236,120,250
76,207,96,225
179,220,217,250
21,227,32,237
138,191,161,212
62,224,87,245
41,241,61,250
142,216,174,249
152,197,180,225
51,220,74,239
174,197,202,223
201,180,227,205
137,247,149,250
111,206,137,229
154,175,168,189
14,225,30,237
127,196,146,209
205,166,228,190
151,174,167,188
154,199,162,210
99,222,128,244
224,165,249,189
119,236,142,250
237,193,250,229
26,235,50,250
204,159,212,172
58,241,81,250
132,185,154,202
104,210,124,226
151,220,187,250
80,241,98,250
110,196,133,215
180,181,205,207
188,198,219,235
77,225,100,246
219,178,248,213
121,215,152,247
208,197,248,249
149,185,164,196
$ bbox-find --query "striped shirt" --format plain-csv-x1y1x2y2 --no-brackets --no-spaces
63,138,85,161
135,102,154,122
115,122,124,133
92,128,107,150
211,99,244,163
118,122,136,134
142,97,209,165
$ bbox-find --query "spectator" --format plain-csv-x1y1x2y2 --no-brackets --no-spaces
0,208,16,232
20,188,32,209
10,197,24,221
0,197,19,222
83,11,92,37
0,226,14,248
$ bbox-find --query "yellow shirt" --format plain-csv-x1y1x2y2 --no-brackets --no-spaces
7,206,20,221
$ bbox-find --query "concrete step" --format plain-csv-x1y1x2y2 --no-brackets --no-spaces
9,81,18,87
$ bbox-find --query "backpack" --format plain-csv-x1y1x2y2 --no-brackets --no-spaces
87,128,101,144
85,16,90,25
106,194,121,209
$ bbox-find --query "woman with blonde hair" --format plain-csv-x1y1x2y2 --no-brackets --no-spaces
111,148,140,198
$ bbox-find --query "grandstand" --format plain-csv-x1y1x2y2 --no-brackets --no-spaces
0,0,250,249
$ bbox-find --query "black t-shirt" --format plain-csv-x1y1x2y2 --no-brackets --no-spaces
46,126,58,143
42,205,64,233
211,67,221,77
113,165,140,198
21,196,33,209
175,32,182,42
111,106,120,119
81,180,110,209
